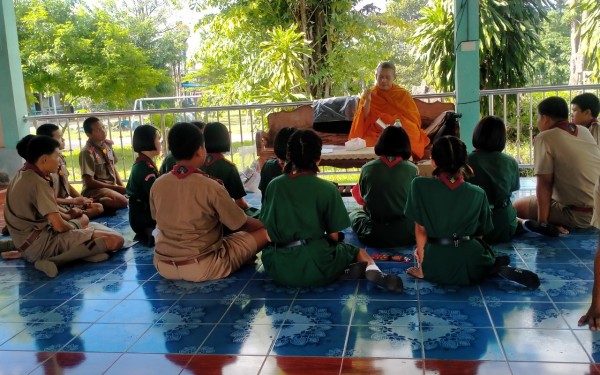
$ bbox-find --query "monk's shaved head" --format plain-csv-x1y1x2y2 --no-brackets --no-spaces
377,61,396,74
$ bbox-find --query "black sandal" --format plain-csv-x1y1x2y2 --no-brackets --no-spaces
366,269,404,292
522,220,560,237
497,266,541,289
339,262,367,280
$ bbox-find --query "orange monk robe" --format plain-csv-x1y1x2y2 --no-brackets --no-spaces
348,84,429,158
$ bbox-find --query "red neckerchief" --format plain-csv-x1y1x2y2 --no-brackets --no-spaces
554,121,578,136
437,171,464,190
286,171,317,179
379,155,403,168
21,162,53,188
203,153,225,167
135,153,158,171
85,140,114,165
171,164,224,185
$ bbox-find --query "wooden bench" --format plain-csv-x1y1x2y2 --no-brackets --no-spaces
256,98,455,170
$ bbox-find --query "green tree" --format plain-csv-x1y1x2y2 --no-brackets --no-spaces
578,0,600,81
409,0,550,91
530,4,570,85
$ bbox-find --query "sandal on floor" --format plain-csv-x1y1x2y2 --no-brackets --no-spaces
406,266,424,279
365,269,404,292
497,266,541,289
339,261,367,280
522,220,560,237
391,255,411,263
371,253,390,261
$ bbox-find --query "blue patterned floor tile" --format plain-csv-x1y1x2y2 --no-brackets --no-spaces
479,280,551,302
0,281,42,300
127,323,214,354
219,299,292,325
175,278,249,300
512,236,568,250
0,267,21,281
127,280,191,300
159,299,230,324
14,267,56,282
556,302,595,330
345,325,423,359
0,299,65,323
533,263,594,281
352,300,418,327
0,322,90,352
53,299,121,323
417,280,482,302
107,264,158,281
288,300,354,326
72,323,151,352
296,280,359,300
422,327,504,360
97,299,176,324
25,281,89,300
543,280,593,303
356,278,417,301
231,262,261,279
420,301,492,328
199,323,277,355
573,329,600,362
125,248,154,265
79,280,142,300
0,298,17,311
517,248,580,265
491,247,524,264
498,328,590,362
0,322,25,346
488,302,568,329
240,279,299,299
57,266,119,285
271,324,348,357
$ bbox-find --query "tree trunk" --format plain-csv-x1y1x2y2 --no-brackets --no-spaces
569,2,587,85
298,0,311,98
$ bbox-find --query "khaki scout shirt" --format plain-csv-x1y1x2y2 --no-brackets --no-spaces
79,140,118,194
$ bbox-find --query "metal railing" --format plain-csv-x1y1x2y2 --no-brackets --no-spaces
25,84,600,183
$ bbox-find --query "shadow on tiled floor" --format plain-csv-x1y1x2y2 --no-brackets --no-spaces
0,178,599,374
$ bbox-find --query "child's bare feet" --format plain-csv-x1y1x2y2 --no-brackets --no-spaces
406,266,424,279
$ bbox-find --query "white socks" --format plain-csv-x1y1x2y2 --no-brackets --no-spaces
366,264,381,273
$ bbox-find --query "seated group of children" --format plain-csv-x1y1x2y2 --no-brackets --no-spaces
9,93,600,291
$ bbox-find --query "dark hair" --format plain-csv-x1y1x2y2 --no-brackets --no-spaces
472,116,507,152
431,136,471,177
190,121,206,131
83,117,100,134
571,93,600,118
377,61,396,74
203,122,230,153
36,123,59,137
283,129,322,174
168,122,204,161
374,126,411,159
16,134,35,159
538,96,569,121
132,125,158,153
273,127,296,160
25,135,60,164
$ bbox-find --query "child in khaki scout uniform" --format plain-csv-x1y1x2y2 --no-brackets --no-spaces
4,135,125,277
467,116,520,243
159,121,205,175
513,97,600,236
258,127,296,204
349,126,417,247
150,122,269,282
126,125,161,246
201,122,259,217
79,116,128,212
36,124,104,220
579,176,600,330
260,129,404,291
571,93,600,145
405,136,540,288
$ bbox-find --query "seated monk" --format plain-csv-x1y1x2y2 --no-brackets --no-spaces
349,61,429,159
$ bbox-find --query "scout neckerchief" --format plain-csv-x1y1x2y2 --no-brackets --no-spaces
553,121,578,136
287,170,316,179
203,153,225,167
135,153,158,182
21,162,53,188
85,139,116,178
437,171,464,191
171,164,224,185
379,155,403,168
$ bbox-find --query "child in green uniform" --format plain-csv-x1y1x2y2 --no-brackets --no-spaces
159,121,205,174
258,127,296,204
405,136,539,288
260,129,403,291
201,122,259,217
467,116,520,243
126,125,161,246
349,126,417,247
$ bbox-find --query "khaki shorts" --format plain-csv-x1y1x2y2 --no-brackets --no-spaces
82,187,115,200
525,195,593,229
153,231,258,282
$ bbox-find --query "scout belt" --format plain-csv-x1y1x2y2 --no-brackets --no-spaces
428,235,472,247
570,205,593,213
19,229,43,251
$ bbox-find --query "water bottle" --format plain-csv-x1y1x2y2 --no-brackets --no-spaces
394,119,402,127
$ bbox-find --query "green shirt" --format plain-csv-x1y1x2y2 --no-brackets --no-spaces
259,158,283,203
159,153,177,175
126,155,158,233
467,151,519,206
201,154,246,200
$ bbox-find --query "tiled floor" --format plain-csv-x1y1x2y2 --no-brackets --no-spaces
1,178,600,374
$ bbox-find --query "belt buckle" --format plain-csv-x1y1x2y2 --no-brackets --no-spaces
453,234,459,247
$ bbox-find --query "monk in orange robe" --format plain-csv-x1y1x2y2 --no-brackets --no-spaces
349,62,429,159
